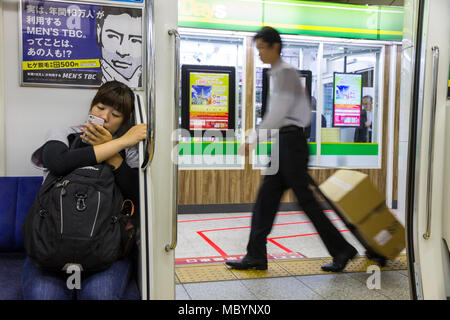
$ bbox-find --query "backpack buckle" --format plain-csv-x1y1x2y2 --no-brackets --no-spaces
75,193,87,212
39,209,48,218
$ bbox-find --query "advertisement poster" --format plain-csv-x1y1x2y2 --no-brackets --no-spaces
189,72,229,130
21,0,142,87
333,73,362,127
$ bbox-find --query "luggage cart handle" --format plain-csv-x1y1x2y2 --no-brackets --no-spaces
423,46,439,240
165,29,180,252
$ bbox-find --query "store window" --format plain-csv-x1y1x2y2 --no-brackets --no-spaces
254,41,319,127
180,34,245,136
178,32,245,169
253,40,319,167
320,43,382,167
254,39,383,169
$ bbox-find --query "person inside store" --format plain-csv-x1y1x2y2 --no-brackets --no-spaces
22,81,146,299
354,95,373,143
226,26,358,272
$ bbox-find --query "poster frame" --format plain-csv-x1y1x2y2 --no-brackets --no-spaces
332,71,363,128
181,64,236,137
18,0,145,89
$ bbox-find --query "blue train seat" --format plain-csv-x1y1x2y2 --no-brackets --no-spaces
0,177,140,300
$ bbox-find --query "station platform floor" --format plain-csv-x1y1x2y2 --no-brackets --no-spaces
174,209,410,300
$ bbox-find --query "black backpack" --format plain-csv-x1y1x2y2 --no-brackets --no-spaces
23,134,136,272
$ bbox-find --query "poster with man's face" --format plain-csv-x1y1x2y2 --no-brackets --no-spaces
20,0,143,88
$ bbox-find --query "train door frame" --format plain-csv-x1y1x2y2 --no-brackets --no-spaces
403,0,450,299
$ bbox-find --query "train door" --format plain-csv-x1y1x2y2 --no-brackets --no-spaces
402,0,450,299
142,0,178,299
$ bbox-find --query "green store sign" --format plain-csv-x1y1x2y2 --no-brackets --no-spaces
178,141,379,156
179,0,404,41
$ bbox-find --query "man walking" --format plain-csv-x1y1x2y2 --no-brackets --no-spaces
226,27,357,272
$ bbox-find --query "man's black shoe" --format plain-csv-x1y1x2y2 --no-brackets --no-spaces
225,257,268,270
321,248,358,272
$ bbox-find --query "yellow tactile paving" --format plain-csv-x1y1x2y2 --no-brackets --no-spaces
383,255,407,270
230,261,290,279
176,263,237,283
276,257,330,276
175,254,408,283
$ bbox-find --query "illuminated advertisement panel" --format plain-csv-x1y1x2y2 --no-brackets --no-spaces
181,65,235,134
333,72,362,127
189,72,229,130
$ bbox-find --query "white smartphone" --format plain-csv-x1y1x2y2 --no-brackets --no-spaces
88,114,105,126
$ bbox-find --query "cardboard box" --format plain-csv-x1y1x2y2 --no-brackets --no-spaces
319,170,385,224
319,170,405,260
356,204,405,260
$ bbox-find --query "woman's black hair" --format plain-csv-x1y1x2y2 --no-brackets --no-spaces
253,26,282,54
90,81,135,126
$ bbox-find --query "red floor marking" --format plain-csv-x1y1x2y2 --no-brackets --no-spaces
196,231,228,257
267,238,294,253
195,216,344,257
179,210,402,264
267,227,350,256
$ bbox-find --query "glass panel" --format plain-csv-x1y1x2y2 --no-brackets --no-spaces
178,33,245,169
320,43,382,168
180,35,245,138
254,41,319,128
253,39,382,169
253,40,319,168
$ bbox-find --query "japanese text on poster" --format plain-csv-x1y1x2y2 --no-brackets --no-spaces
333,73,362,127
189,73,229,130
21,0,142,87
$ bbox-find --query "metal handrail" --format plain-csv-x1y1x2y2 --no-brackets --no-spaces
423,46,439,240
165,29,180,252
142,0,156,169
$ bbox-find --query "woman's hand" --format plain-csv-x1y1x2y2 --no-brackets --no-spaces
81,122,112,146
92,123,147,165
118,123,147,148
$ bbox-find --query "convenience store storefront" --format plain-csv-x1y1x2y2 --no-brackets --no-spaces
176,0,403,212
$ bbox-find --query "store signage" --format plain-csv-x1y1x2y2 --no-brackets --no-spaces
332,73,362,127
179,0,403,41
20,0,143,87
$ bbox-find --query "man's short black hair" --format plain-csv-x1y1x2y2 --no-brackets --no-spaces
362,95,373,103
253,26,282,54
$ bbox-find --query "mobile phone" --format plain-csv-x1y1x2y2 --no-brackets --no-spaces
88,114,105,126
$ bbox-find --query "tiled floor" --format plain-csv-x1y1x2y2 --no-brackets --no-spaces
176,210,367,263
175,209,410,300
176,270,410,300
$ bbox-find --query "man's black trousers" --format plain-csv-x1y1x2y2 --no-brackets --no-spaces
246,127,356,261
